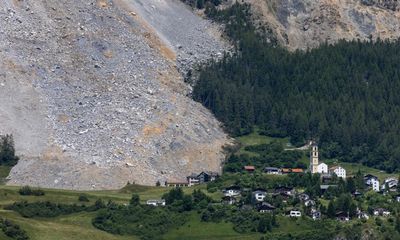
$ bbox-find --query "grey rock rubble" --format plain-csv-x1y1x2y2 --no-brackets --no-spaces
129,0,229,77
0,0,230,190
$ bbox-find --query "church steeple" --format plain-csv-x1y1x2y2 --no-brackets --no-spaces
310,141,319,174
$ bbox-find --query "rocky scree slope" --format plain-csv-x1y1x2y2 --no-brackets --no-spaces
0,0,228,190
243,0,400,50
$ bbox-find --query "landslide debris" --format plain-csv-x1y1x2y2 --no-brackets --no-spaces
1,0,229,190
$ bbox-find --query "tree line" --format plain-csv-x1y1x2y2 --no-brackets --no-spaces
193,3,400,172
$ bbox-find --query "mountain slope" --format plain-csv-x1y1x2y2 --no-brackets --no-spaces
245,0,400,50
0,0,228,190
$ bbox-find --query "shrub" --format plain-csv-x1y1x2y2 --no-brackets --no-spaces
78,195,90,202
0,218,29,240
18,186,44,196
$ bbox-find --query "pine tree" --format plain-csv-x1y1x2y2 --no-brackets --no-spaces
327,200,336,218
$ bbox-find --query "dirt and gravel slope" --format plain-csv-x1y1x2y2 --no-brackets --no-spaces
244,0,400,50
1,0,229,190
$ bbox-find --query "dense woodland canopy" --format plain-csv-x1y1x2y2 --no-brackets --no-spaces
193,3,400,172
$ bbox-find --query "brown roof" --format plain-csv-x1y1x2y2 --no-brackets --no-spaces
281,168,291,173
291,168,304,173
244,166,255,170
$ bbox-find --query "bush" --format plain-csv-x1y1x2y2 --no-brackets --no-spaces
0,218,29,240
78,195,90,202
92,204,187,239
18,186,44,196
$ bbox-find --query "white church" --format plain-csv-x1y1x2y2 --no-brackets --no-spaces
309,142,346,178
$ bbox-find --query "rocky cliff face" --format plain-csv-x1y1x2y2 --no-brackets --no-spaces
244,0,400,50
1,0,229,190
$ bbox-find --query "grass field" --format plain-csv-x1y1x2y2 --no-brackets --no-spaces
236,130,291,156
0,184,233,240
0,184,334,240
0,166,11,185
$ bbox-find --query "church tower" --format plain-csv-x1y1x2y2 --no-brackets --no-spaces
310,142,319,174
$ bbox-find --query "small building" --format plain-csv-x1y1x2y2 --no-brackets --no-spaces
187,171,219,187
274,186,295,196
321,174,333,184
244,166,255,172
146,199,166,206
198,171,219,183
381,177,398,191
317,163,328,174
281,168,291,174
298,193,310,202
223,186,241,197
357,210,369,220
364,174,380,192
330,166,346,179
305,199,316,207
289,209,302,217
373,208,390,217
257,202,276,213
352,190,363,198
264,167,281,175
252,189,267,202
165,181,189,187
311,209,321,220
336,211,349,222
291,168,304,174
395,194,400,203
222,196,237,205
187,174,200,187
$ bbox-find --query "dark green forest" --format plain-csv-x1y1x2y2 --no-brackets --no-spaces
193,3,400,172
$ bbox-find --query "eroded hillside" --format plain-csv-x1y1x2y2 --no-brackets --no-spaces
245,0,400,50
0,0,229,189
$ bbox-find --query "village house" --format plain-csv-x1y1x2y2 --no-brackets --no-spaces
165,181,189,187
330,166,346,179
257,202,276,213
198,171,219,183
373,208,391,217
357,209,369,220
381,177,398,191
395,194,400,203
223,186,241,197
244,166,255,173
298,193,310,202
146,199,166,206
281,168,304,174
352,190,363,198
187,174,200,187
274,186,295,196
291,168,304,174
311,209,321,220
336,211,350,222
222,196,237,205
289,209,302,217
264,167,281,175
252,188,267,202
305,199,316,207
364,174,380,192
187,171,219,187
317,163,328,174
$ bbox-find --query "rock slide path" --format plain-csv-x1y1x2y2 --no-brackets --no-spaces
1,0,229,190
